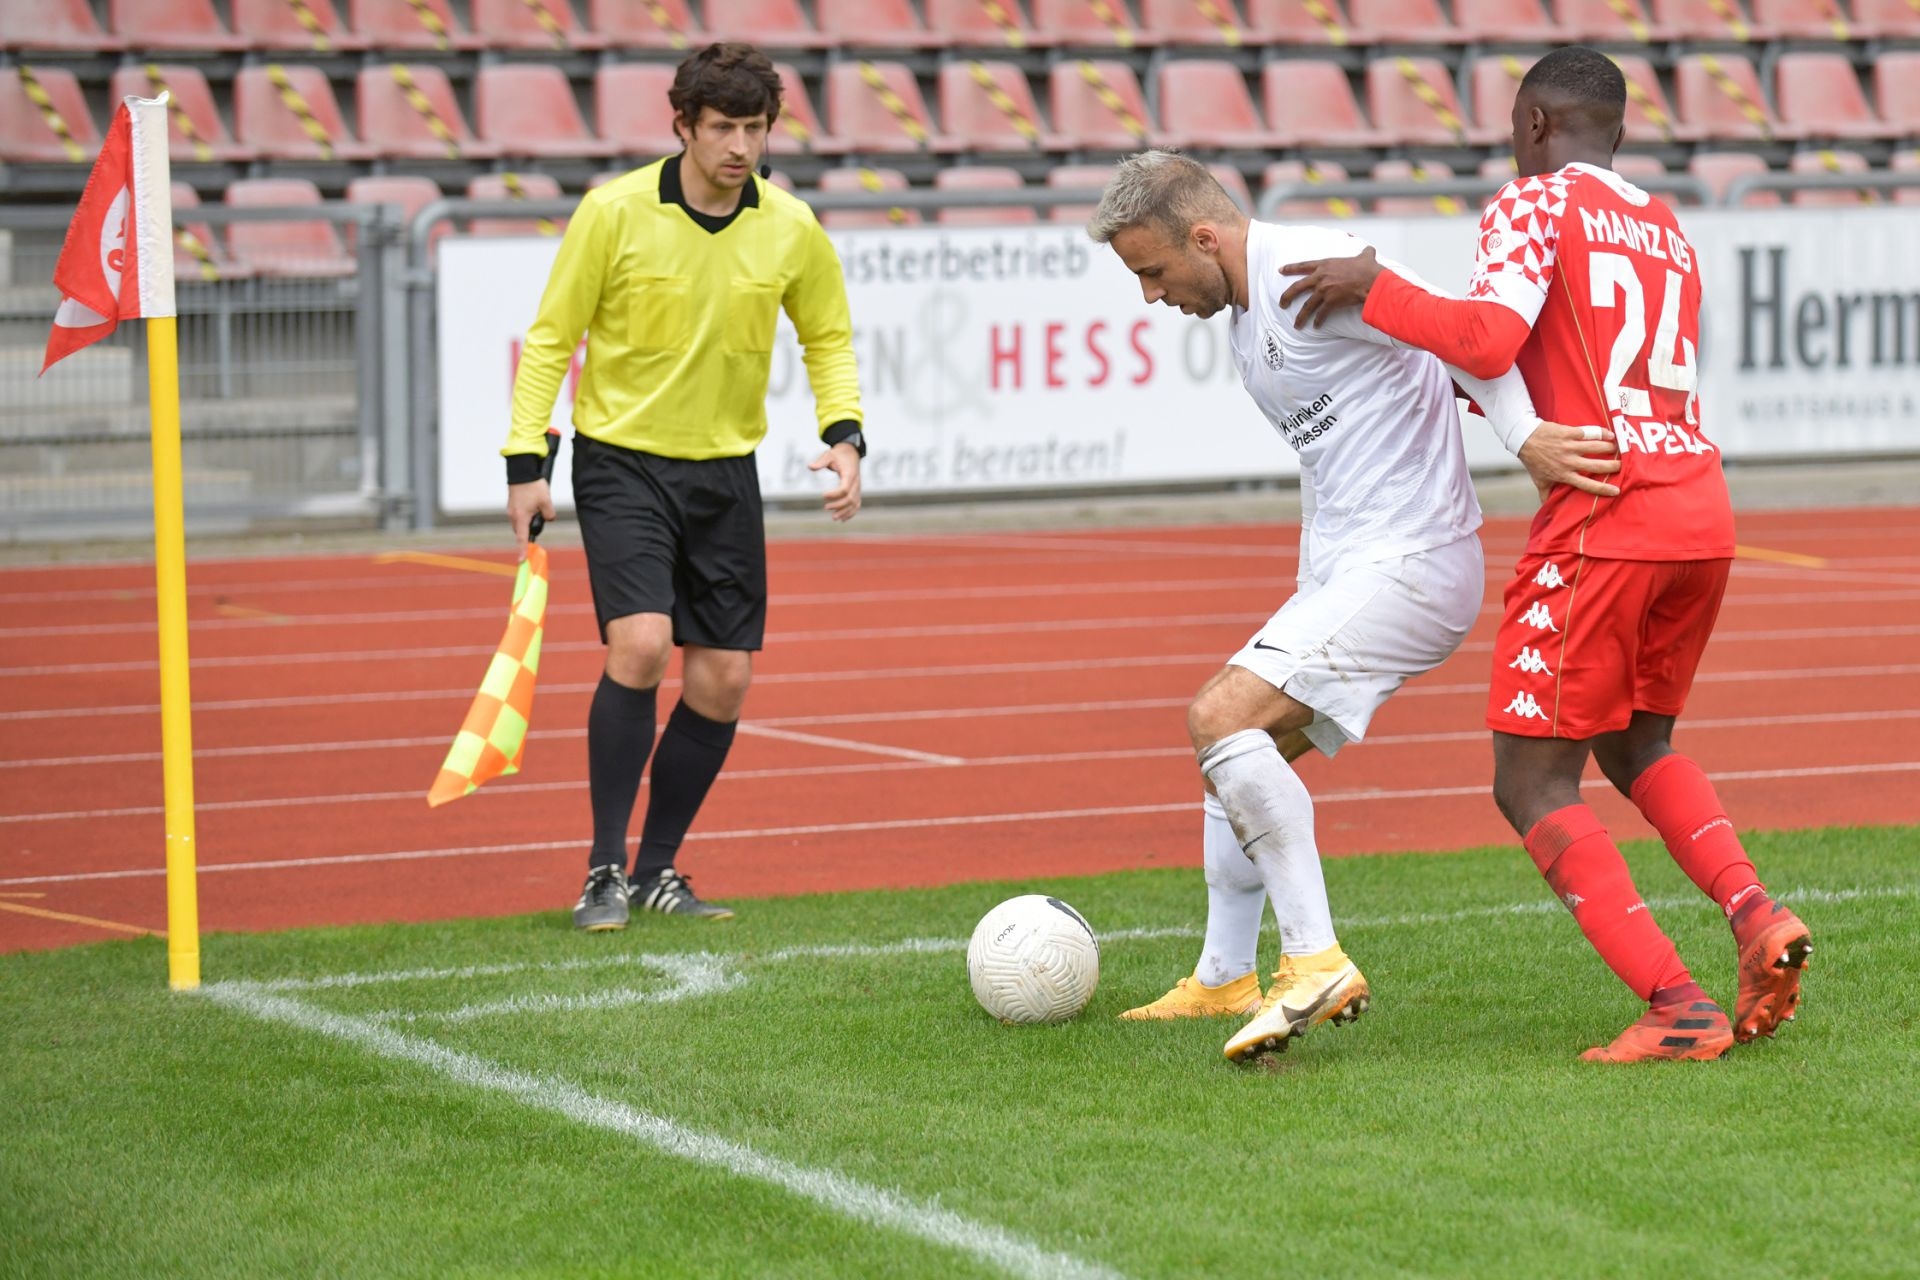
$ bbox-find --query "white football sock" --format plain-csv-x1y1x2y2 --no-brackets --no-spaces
1197,728,1339,958
1196,792,1265,986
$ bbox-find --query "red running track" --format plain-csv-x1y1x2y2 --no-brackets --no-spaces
4,508,1919,954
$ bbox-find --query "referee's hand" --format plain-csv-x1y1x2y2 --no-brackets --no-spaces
507,479,556,552
810,442,863,523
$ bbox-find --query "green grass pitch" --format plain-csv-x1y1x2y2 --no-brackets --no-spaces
5,825,1917,1278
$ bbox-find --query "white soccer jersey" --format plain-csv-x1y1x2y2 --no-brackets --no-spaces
1229,222,1493,582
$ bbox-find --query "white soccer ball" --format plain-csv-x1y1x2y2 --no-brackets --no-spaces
966,895,1100,1025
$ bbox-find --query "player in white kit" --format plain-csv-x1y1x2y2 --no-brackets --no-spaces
1088,151,1614,1062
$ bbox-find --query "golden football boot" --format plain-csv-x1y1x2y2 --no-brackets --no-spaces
1223,947,1369,1062
1118,971,1263,1021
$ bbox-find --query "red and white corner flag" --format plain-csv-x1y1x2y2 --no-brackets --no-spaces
42,93,176,374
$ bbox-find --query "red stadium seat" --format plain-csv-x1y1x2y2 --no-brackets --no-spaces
170,182,255,280
1365,56,1471,146
109,64,254,162
1262,159,1359,218
934,165,1036,224
1553,0,1673,40
1156,60,1272,149
1675,53,1796,143
1,0,123,49
817,0,941,44
1045,162,1114,223
1465,54,1534,145
937,60,1066,151
825,61,955,152
1874,53,1920,137
768,61,850,157
476,64,619,158
470,0,608,48
925,0,1046,46
1788,148,1879,206
1453,0,1560,41
1370,159,1467,216
816,166,922,228
467,172,569,237
1851,0,1920,36
1649,0,1775,39
357,63,501,160
1048,60,1157,150
1612,53,1698,145
234,64,374,161
595,64,682,158
0,66,98,163
1031,0,1154,44
1687,150,1776,205
1210,163,1254,211
110,0,252,49
232,0,366,50
1243,0,1374,45
225,177,355,277
1261,61,1381,148
1775,53,1892,141
1140,0,1249,44
344,174,446,255
1749,0,1855,37
1346,0,1462,41
347,0,482,49
1892,149,1920,206
703,0,833,45
589,0,704,46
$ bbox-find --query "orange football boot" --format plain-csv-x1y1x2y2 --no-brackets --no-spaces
1731,897,1813,1043
1580,996,1733,1063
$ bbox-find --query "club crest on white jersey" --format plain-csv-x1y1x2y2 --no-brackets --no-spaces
1519,601,1559,632
1503,691,1549,720
1509,646,1553,675
1533,562,1566,589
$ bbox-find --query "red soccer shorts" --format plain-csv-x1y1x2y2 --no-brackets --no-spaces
1486,554,1732,739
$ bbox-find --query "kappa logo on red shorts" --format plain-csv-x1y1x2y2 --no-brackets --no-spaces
1519,601,1559,632
1503,691,1549,720
1533,562,1566,589
1508,646,1553,676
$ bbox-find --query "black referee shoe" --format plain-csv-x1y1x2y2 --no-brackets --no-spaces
631,868,735,920
572,864,630,932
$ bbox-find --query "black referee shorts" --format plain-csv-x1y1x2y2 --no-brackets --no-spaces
571,432,767,651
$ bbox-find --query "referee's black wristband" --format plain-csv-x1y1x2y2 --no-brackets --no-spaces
822,420,866,458
506,452,547,485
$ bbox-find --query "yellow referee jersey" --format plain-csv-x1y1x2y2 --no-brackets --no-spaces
504,156,863,464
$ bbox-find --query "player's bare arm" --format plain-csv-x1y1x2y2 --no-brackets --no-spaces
1517,424,1619,499
1276,245,1384,330
506,479,556,552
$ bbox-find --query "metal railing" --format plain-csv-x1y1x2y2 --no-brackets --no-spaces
1257,172,1715,219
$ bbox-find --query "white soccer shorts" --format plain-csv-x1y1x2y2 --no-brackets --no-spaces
1226,533,1485,757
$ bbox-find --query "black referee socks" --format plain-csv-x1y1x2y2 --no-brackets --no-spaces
634,700,739,881
587,674,657,869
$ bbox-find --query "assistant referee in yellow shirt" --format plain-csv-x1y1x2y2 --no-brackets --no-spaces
504,42,866,931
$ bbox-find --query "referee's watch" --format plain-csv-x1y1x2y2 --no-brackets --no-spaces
823,422,867,459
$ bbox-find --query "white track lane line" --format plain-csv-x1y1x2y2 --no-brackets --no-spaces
200,986,1123,1280
734,723,966,765
7,761,1919,879
14,705,1920,772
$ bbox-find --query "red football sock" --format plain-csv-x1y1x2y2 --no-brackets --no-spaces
1525,804,1691,1001
1629,753,1763,916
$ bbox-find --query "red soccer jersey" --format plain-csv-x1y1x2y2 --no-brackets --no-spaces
1368,162,1735,561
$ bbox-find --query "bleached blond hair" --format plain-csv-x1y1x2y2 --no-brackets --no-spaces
1086,149,1243,246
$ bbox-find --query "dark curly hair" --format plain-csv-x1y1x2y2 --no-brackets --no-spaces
669,42,784,131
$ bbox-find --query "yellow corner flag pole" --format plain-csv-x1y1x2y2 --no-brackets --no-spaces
149,310,200,989
131,96,200,988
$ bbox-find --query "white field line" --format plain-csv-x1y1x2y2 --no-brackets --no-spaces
735,723,966,765
7,762,1920,883
13,647,1920,727
200,986,1123,1280
14,703,1920,776
210,883,1914,1001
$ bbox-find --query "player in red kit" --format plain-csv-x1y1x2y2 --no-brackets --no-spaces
1273,47,1811,1063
